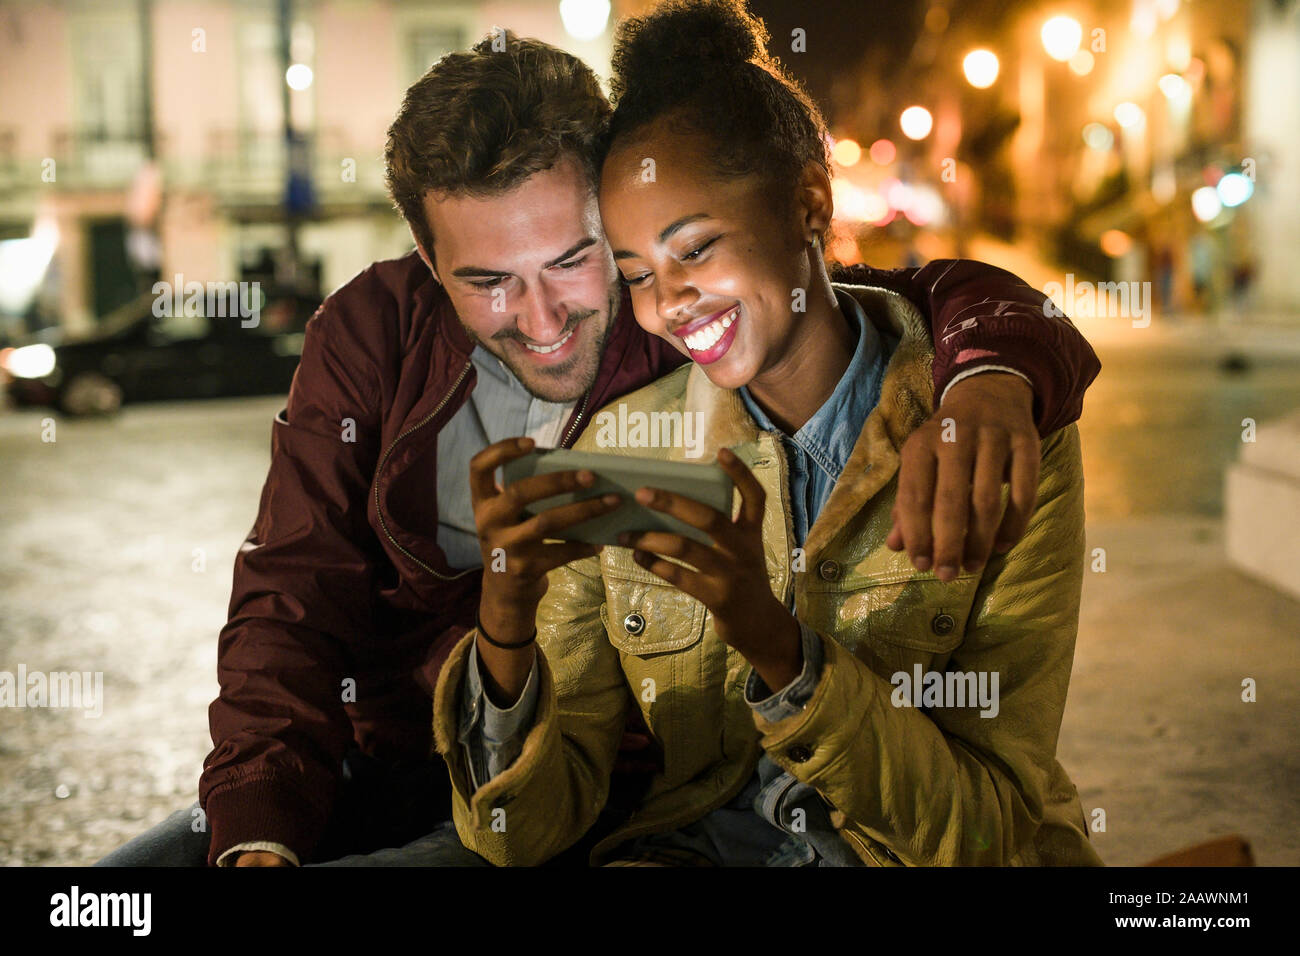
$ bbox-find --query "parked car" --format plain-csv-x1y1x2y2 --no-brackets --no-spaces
1,288,317,415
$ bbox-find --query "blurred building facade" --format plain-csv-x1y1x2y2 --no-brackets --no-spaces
1,0,1295,342
817,0,1299,326
0,0,616,340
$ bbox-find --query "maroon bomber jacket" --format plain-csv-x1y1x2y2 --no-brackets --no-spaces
199,251,1101,865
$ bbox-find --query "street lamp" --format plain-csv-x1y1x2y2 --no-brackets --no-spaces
285,63,313,90
559,0,610,41
1082,123,1114,150
1191,186,1222,223
900,106,933,141
963,49,999,88
832,138,862,167
869,139,897,165
1068,50,1094,76
1114,102,1145,129
1158,73,1190,100
1217,173,1254,207
1041,16,1082,62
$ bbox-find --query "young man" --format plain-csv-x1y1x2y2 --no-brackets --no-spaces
96,31,1098,867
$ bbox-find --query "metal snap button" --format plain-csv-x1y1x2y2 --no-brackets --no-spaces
623,612,646,636
786,744,813,763
931,612,956,636
818,559,842,582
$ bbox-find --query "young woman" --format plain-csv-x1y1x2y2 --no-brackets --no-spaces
433,0,1102,866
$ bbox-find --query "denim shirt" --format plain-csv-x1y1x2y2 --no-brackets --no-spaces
462,287,894,864
737,287,892,550
719,287,893,865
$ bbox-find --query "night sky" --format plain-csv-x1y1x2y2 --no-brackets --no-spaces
747,0,1024,125
748,0,925,121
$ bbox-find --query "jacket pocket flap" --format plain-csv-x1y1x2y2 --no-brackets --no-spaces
600,555,707,656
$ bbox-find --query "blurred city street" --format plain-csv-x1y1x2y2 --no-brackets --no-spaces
1,311,1297,866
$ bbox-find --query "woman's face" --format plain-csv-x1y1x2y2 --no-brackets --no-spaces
599,126,814,391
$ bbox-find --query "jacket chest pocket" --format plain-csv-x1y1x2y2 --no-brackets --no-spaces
600,554,707,656
805,576,976,677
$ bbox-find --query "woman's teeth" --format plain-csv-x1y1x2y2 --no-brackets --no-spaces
523,326,575,354
683,308,737,352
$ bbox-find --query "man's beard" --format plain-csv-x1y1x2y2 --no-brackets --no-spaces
471,292,619,403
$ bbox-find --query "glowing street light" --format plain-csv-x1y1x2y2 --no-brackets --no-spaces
1068,50,1095,76
963,49,1000,89
1082,123,1114,151
1217,173,1254,207
1041,16,1082,62
1158,73,1190,100
1100,230,1133,258
285,63,313,90
900,106,933,141
559,0,611,41
831,138,862,167
1113,102,1145,129
869,138,897,165
1191,186,1222,223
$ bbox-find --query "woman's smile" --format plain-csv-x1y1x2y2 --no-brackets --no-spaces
673,304,740,364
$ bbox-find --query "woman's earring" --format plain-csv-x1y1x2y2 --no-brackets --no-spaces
810,233,823,256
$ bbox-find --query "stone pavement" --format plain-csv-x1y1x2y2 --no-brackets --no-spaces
1,318,1297,863
1066,515,1299,865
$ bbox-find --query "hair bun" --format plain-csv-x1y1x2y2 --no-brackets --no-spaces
612,0,771,99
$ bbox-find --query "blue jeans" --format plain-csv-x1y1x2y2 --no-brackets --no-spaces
94,806,487,867
94,750,489,867
611,756,864,867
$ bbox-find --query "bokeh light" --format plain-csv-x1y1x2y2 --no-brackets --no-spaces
285,63,313,90
1068,49,1095,76
869,138,897,165
1114,102,1146,129
1158,73,1190,100
1216,172,1254,207
963,49,1000,89
1083,122,1115,150
1100,230,1133,257
1041,16,1083,62
559,0,611,41
831,138,862,167
1191,186,1223,223
900,106,934,141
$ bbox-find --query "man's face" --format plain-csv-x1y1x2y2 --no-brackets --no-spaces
421,155,620,403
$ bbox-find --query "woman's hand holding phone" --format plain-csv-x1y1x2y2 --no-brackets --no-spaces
618,447,803,692
469,437,623,706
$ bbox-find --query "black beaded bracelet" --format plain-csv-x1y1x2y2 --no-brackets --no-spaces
475,609,537,650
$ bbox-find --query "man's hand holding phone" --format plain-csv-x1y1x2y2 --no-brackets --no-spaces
469,437,622,706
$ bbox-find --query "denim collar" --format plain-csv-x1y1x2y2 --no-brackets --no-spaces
738,287,886,486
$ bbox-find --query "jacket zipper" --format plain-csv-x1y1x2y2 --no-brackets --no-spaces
559,391,591,448
373,360,477,583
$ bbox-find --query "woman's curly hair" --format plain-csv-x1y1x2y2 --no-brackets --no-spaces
602,0,830,201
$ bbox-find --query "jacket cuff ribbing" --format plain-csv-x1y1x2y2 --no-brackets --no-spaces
203,774,330,867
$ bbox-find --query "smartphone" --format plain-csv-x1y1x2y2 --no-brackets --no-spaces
501,448,734,547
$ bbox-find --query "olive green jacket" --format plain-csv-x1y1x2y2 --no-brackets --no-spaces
432,283,1102,867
